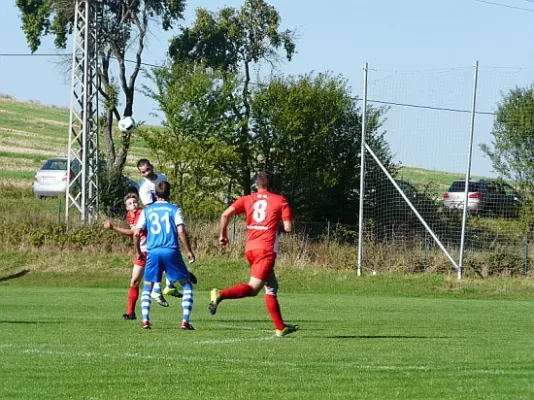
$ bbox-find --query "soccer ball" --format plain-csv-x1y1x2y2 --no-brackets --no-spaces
118,116,136,132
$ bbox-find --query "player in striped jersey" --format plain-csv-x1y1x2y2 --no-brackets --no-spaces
134,181,196,330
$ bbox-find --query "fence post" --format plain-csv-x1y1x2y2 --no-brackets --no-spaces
357,62,369,277
57,197,62,224
424,231,429,269
524,231,529,276
326,219,330,247
458,61,479,281
231,215,237,243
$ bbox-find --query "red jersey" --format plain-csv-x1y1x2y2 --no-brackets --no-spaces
126,208,147,251
231,190,292,253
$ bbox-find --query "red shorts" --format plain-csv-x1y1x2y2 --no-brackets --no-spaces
246,249,276,281
133,251,147,268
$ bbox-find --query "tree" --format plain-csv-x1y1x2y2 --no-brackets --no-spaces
16,0,186,174
168,0,295,194
251,72,394,224
141,62,239,216
481,86,534,185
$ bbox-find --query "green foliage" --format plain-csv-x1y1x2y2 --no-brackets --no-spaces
481,86,534,184
169,0,295,193
169,0,295,73
251,72,394,224
16,0,187,178
141,63,239,216
16,0,186,53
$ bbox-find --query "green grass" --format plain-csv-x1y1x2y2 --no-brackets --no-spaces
0,96,497,191
0,170,36,180
0,98,153,185
1,281,534,399
397,166,490,192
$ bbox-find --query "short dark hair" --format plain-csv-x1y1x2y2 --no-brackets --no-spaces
123,192,139,203
155,181,170,199
137,159,152,169
255,171,272,190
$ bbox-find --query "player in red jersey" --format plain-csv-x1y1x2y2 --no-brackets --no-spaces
209,171,299,337
103,192,168,320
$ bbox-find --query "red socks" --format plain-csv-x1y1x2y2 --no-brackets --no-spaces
220,284,254,299
265,294,285,330
127,286,139,315
219,286,285,330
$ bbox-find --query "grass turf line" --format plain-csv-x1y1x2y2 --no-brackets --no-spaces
1,286,534,399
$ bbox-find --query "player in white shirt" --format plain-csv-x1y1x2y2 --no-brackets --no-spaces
136,159,197,300
137,159,168,206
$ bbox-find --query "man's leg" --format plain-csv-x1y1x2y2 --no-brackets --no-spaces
264,273,299,337
264,273,284,330
209,277,264,315
150,262,169,307
141,281,154,329
180,281,194,330
124,264,144,320
163,274,183,298
163,251,194,330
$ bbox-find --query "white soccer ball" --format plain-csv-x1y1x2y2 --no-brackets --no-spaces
118,116,136,132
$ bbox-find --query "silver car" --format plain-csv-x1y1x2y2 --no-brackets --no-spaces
33,158,80,199
442,180,487,215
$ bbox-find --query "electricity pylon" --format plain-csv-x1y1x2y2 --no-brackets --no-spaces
66,0,102,224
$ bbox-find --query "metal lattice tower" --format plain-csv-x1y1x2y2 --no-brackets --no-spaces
66,0,102,224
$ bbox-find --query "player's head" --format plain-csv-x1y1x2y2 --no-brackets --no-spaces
255,171,272,191
136,159,154,178
155,181,171,200
124,192,140,212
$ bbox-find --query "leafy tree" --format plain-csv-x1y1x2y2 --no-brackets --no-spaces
168,0,295,194
141,62,239,216
481,86,534,185
251,72,395,224
16,0,186,175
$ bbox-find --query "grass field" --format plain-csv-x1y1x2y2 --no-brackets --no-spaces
0,97,153,187
2,96,534,399
1,281,534,399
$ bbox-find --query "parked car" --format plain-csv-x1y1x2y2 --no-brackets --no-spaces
33,158,80,199
484,180,523,218
442,179,522,217
33,158,140,199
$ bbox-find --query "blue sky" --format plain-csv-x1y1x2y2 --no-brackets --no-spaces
2,0,534,176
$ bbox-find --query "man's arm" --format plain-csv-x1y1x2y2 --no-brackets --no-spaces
103,220,134,236
278,220,292,233
219,206,236,246
177,225,195,263
132,227,144,260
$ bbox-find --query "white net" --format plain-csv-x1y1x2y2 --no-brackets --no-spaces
362,65,534,277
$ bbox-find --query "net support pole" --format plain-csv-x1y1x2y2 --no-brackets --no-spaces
357,63,369,277
458,60,479,280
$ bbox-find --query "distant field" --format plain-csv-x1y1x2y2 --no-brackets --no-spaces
0,97,492,192
0,97,152,188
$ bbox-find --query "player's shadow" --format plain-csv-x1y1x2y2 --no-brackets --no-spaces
0,269,30,283
0,320,62,325
325,335,454,339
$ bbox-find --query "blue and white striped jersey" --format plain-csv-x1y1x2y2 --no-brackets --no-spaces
136,201,184,250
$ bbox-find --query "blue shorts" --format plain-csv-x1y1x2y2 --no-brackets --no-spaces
144,248,189,283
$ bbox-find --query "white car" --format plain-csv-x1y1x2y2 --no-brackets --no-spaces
33,158,80,199
33,158,140,199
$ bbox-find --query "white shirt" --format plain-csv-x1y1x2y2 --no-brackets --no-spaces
138,173,167,206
